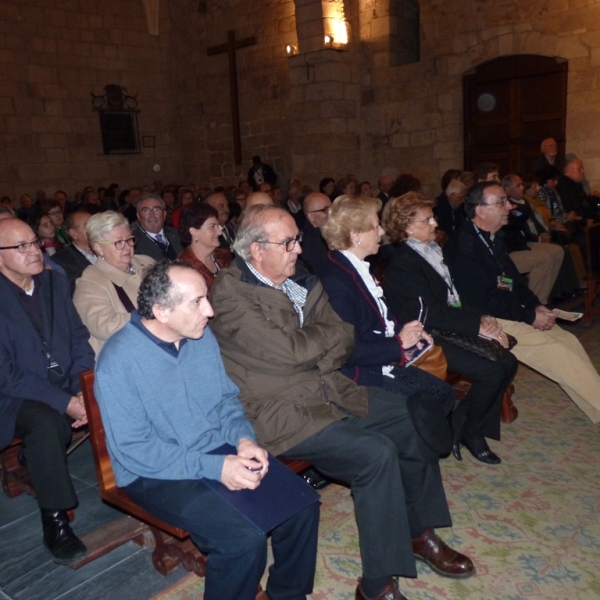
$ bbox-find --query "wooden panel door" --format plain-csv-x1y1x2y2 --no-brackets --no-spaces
463,55,568,176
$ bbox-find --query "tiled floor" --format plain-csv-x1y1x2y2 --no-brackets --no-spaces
0,440,186,600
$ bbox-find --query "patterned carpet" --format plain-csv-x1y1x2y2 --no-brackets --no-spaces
152,323,600,600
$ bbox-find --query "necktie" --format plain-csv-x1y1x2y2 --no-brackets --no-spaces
155,233,168,248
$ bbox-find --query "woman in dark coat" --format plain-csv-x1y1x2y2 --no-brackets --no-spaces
382,192,519,464
318,195,456,442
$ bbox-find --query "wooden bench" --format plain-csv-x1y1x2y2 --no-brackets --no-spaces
71,369,207,575
0,439,33,499
73,369,308,594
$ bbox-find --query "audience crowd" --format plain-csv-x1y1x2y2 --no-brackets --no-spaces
3,137,600,600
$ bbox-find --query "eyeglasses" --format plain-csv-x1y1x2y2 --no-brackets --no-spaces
260,233,303,252
96,236,137,250
483,199,511,207
308,206,330,215
411,216,437,225
138,207,165,215
0,238,43,253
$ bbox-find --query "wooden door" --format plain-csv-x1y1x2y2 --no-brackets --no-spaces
463,55,568,176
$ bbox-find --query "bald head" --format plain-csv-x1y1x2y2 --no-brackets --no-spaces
245,191,274,208
303,192,332,229
0,219,44,287
564,159,584,182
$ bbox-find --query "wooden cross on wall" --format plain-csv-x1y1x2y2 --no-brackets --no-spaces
207,30,256,165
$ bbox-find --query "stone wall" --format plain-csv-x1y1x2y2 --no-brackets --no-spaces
5,0,600,200
0,0,179,201
167,0,298,187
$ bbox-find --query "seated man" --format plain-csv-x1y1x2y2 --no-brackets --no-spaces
210,205,474,600
434,180,467,239
131,193,183,261
300,191,331,274
94,261,318,600
501,174,564,305
556,159,600,224
444,182,600,423
51,210,95,295
0,218,95,563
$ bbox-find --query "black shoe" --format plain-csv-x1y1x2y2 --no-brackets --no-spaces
463,441,501,465
41,509,86,564
452,441,462,461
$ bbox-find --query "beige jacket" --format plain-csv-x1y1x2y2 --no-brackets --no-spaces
73,254,155,356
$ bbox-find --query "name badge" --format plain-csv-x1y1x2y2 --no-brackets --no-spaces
497,276,513,291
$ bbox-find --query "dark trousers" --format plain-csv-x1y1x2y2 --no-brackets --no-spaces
124,477,319,600
282,386,451,579
436,339,518,443
14,400,77,510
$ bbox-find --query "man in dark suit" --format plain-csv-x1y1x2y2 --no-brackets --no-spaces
51,211,95,294
376,174,394,206
556,159,600,224
131,194,183,261
300,192,331,274
0,218,95,564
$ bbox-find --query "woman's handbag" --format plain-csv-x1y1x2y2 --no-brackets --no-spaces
411,344,448,380
432,330,517,362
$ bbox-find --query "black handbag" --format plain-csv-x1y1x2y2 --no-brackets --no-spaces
433,330,517,362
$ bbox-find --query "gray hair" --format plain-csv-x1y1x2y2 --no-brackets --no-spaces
86,210,129,249
137,260,196,319
232,204,289,261
137,193,166,211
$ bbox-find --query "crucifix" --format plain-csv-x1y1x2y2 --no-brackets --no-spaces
207,30,256,165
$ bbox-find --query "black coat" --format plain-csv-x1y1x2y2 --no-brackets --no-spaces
318,250,404,386
131,223,183,261
434,193,466,239
0,270,95,448
383,243,483,334
51,244,93,295
443,221,540,324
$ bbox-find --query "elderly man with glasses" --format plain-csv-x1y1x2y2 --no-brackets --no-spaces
210,205,475,600
131,193,183,261
0,218,95,564
444,181,600,423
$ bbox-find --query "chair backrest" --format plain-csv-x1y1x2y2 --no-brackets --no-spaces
79,370,117,495
79,369,189,538
584,222,600,278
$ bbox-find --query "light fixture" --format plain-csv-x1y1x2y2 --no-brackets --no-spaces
324,35,334,46
285,44,298,56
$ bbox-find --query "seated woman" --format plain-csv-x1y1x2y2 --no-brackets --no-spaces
318,194,456,450
31,212,63,257
74,211,155,356
381,192,519,464
177,202,233,293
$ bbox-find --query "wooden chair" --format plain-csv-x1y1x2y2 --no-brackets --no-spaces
582,222,600,325
0,439,33,499
73,370,206,576
1,429,90,500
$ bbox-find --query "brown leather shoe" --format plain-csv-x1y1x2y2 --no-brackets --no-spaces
411,528,475,579
355,577,409,600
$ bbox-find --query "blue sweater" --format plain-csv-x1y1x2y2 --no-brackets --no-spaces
94,314,256,487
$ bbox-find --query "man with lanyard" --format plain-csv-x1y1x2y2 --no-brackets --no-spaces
444,182,600,423
0,218,95,563
132,193,183,261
